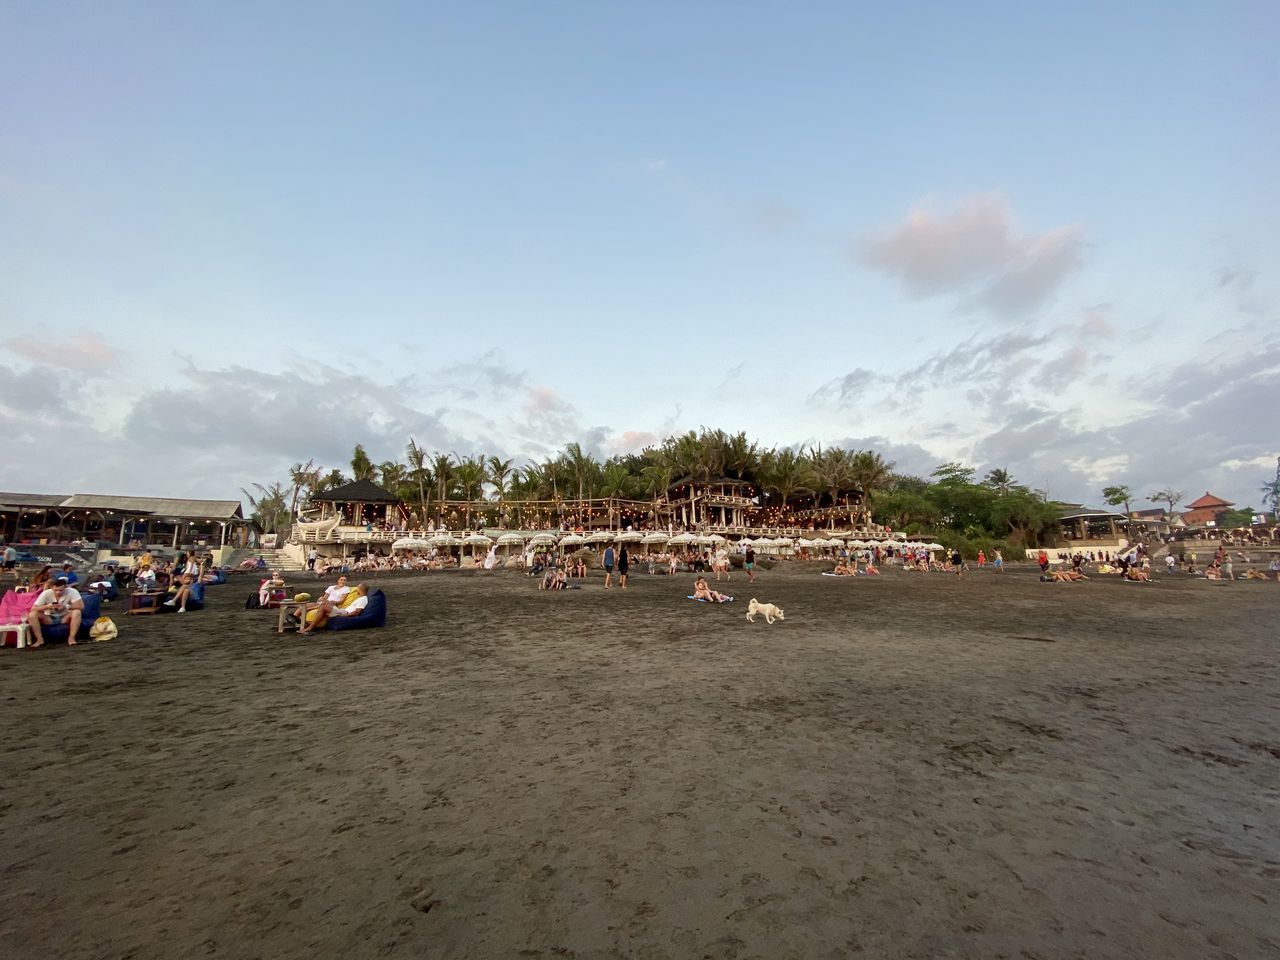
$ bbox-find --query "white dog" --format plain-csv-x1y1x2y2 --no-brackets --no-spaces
746,598,784,624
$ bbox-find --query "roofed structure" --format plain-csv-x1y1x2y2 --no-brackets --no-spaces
60,494,243,520
312,479,400,503
1182,492,1234,526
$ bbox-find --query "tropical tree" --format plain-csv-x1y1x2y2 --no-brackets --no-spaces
988,489,1058,547
1148,488,1184,519
379,460,408,497
932,462,977,486
432,453,453,509
806,446,854,528
758,447,810,513
315,469,347,493
487,456,514,501
983,468,1015,495
452,456,488,527
1262,467,1280,521
350,444,377,482
849,450,896,528
241,482,291,535
405,438,430,525
1101,484,1134,517
287,459,318,517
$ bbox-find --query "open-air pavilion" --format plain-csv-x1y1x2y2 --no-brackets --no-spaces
0,491,249,552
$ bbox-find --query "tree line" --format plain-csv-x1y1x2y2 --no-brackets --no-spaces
242,429,1073,556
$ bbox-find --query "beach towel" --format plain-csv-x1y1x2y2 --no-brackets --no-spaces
687,595,734,603
820,572,849,577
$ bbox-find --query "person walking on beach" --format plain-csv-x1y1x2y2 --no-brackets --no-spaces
307,548,318,571
602,544,616,588
993,549,1004,573
1036,549,1049,574
617,545,630,589
977,549,986,568
951,548,965,577
744,545,757,583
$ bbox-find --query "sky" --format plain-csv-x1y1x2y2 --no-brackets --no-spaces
2,1,1277,512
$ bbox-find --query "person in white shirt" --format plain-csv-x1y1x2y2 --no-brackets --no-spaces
27,577,84,647
299,583,369,634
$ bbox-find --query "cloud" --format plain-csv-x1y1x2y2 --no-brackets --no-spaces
810,367,884,405
3,331,122,374
858,193,1083,318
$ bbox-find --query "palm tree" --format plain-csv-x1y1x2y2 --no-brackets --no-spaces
241,482,291,535
559,442,597,506
405,438,430,527
487,455,514,524
757,448,810,517
849,450,896,528
379,460,408,497
350,444,376,482
1262,464,1280,522
287,459,318,517
599,461,630,530
432,453,454,515
983,468,1014,495
806,446,854,528
722,431,759,481
453,456,488,528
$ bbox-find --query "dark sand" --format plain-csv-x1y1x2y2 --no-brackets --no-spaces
2,564,1277,959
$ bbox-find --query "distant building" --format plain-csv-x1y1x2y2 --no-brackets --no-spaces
1181,492,1234,526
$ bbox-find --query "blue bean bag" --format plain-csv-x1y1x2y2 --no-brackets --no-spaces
159,582,205,612
326,589,387,631
43,593,102,643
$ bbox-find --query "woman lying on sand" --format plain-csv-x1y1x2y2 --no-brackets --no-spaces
692,577,730,602
1124,568,1152,582
1242,568,1273,581
831,562,855,576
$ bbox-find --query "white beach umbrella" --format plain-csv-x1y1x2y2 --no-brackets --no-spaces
391,537,432,551
668,532,697,545
927,542,944,550
641,531,670,544
773,536,794,546
429,533,462,546
615,530,643,543
558,533,586,546
496,533,526,546
797,538,817,548
849,539,868,548
737,537,755,547
529,532,558,545
463,533,493,546
707,533,727,543
694,534,718,545
584,531,615,544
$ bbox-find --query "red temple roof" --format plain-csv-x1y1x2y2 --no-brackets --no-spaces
1186,492,1233,509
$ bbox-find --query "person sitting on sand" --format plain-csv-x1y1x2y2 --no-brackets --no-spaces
1124,567,1152,582
163,573,198,613
26,576,84,647
831,562,854,576
570,556,587,579
299,583,369,634
260,570,288,607
540,566,565,590
860,561,881,575
692,576,729,603
1241,567,1271,581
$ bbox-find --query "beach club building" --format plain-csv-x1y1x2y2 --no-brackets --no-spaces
0,491,250,562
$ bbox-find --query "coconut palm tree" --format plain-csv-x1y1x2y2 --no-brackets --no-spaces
849,450,896,528
452,456,488,528
432,453,454,514
242,482,291,535
759,448,810,515
287,459,318,517
405,438,430,527
350,445,376,481
486,455,514,524
983,467,1014,495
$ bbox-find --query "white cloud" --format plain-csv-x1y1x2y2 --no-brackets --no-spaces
3,331,122,374
858,193,1083,318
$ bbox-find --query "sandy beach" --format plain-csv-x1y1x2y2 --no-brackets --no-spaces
2,564,1276,959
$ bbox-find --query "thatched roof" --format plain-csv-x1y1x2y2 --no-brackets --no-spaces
312,479,400,503
0,491,242,520
60,494,243,520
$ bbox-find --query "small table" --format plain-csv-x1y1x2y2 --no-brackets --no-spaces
277,600,319,634
128,590,165,615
